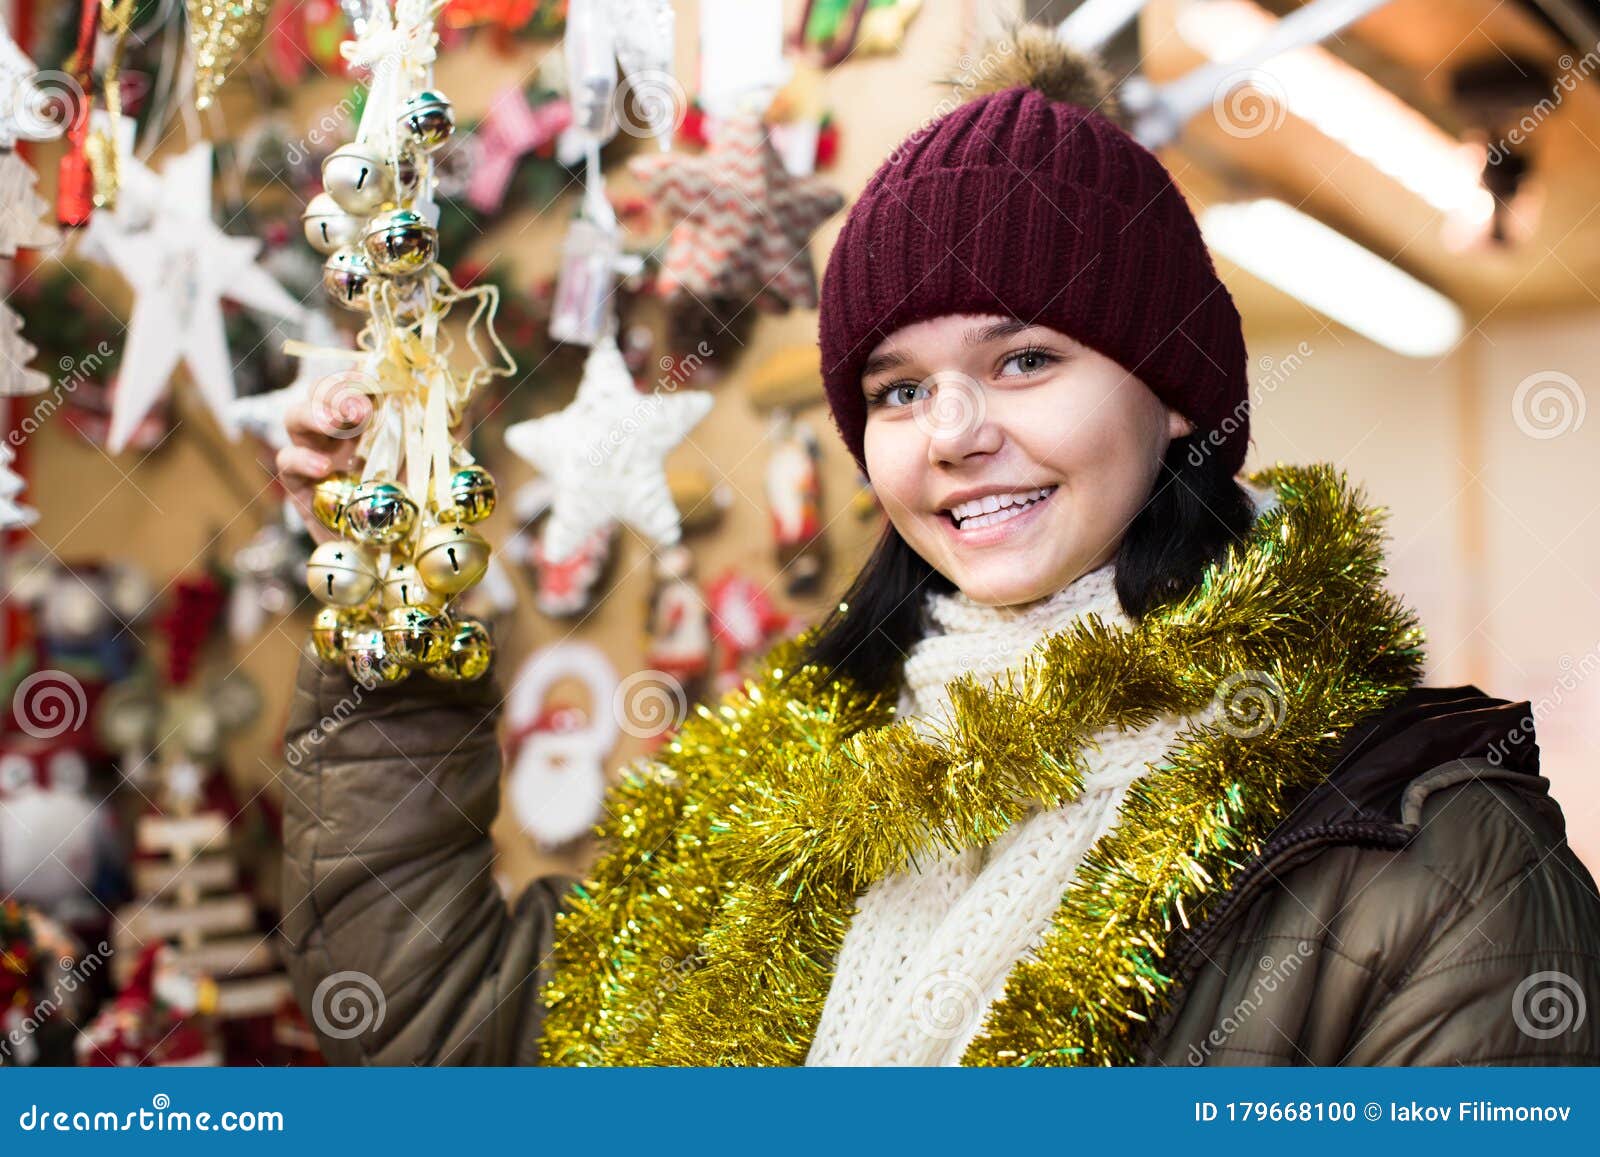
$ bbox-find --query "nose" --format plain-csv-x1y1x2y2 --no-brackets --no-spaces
923,373,999,465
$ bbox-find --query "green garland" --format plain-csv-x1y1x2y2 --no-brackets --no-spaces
540,463,1427,1065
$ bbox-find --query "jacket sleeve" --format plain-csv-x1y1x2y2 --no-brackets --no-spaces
278,645,573,1065
1338,777,1600,1065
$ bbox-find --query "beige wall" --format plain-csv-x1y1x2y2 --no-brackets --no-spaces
1244,310,1600,869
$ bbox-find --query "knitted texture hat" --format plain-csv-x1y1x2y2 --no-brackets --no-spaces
818,32,1249,476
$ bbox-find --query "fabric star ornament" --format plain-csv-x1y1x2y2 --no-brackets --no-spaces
630,111,844,311
85,143,306,454
504,336,713,563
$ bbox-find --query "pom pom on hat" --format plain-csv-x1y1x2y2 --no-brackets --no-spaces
953,21,1125,125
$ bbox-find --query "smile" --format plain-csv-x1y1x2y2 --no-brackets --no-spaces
941,485,1057,537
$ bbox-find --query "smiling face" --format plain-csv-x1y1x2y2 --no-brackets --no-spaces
861,315,1193,607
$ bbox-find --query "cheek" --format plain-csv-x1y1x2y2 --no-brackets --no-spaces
1008,374,1163,477
863,421,921,507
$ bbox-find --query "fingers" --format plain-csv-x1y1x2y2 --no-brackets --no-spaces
276,443,333,488
284,389,373,454
275,443,340,546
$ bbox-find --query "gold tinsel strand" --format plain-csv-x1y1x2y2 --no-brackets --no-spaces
187,0,272,110
538,464,1427,1066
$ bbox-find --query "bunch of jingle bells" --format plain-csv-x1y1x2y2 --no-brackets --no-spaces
303,464,496,686
296,83,503,686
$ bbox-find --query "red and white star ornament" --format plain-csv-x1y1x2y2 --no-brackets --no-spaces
629,110,844,311
503,335,713,563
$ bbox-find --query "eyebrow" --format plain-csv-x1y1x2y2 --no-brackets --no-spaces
860,319,1043,382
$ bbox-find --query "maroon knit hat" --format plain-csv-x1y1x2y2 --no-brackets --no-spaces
818,37,1250,476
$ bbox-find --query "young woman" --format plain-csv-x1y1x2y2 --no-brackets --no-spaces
275,31,1600,1066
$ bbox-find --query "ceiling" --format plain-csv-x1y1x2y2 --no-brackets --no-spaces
1131,0,1600,333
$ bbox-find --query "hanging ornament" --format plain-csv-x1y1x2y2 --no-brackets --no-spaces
547,143,645,347
505,479,615,617
504,336,713,564
765,412,828,596
227,520,311,641
609,0,678,145
0,304,49,398
53,0,98,226
187,0,273,110
81,143,306,453
707,569,793,694
291,0,515,686
644,544,710,699
397,89,455,152
0,443,37,530
0,150,60,257
630,111,843,312
795,0,921,64
503,642,619,849
464,87,571,214
270,0,350,83
0,23,64,402
529,523,613,617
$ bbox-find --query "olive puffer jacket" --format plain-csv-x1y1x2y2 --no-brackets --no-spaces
279,651,1600,1066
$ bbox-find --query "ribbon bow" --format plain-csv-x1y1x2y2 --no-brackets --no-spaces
465,88,572,212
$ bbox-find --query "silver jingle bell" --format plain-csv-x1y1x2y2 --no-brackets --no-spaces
382,561,440,609
321,142,394,216
306,541,380,607
363,208,438,278
344,478,419,547
398,90,455,153
302,192,364,255
415,521,491,596
323,248,374,312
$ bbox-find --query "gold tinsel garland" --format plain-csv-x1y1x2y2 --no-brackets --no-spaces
539,464,1427,1066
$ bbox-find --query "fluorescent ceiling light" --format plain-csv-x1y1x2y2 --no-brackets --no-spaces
1200,198,1465,357
1177,0,1494,225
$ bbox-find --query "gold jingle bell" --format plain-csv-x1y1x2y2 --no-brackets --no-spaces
440,464,496,524
382,560,439,609
363,208,438,278
415,522,491,596
345,627,411,687
310,606,355,662
321,142,393,216
306,541,380,607
426,618,493,683
323,248,374,312
398,90,455,153
302,192,364,255
382,605,452,669
311,471,362,535
344,479,419,547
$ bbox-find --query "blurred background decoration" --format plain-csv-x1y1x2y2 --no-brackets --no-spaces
3,0,1600,1064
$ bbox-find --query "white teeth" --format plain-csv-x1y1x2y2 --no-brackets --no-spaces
947,486,1056,529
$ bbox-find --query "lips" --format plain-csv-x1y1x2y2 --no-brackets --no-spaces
943,485,1058,530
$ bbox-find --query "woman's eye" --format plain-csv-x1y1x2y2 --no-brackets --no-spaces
877,381,928,407
1000,348,1056,376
